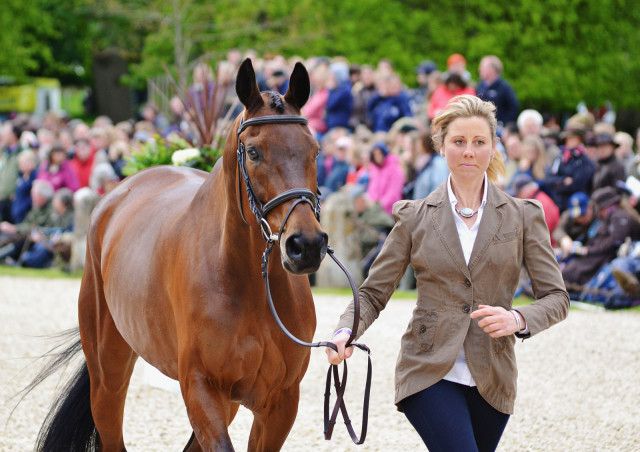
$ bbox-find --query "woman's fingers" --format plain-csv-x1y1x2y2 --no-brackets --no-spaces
326,331,352,365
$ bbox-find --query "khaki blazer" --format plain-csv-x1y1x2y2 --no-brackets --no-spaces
337,181,570,414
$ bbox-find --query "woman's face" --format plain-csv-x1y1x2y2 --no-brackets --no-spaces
372,148,386,166
442,116,495,179
521,143,538,163
50,150,66,165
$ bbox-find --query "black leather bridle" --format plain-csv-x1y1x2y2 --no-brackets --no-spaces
236,113,372,444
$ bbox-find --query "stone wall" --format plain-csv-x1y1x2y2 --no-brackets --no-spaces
314,190,364,288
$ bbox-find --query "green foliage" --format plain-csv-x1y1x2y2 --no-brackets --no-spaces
122,136,222,176
4,0,640,114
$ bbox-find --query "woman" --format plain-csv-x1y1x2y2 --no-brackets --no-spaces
37,143,79,193
366,141,405,215
327,95,569,451
428,73,475,120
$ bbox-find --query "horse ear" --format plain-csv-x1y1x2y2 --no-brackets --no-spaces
236,58,264,111
284,62,310,110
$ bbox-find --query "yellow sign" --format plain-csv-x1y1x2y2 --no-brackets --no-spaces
0,78,60,113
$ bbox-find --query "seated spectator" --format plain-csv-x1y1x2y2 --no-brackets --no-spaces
325,62,354,132
543,121,595,211
37,143,80,192
366,141,405,215
140,103,170,136
518,135,549,181
517,109,544,137
0,180,55,264
302,63,330,138
349,65,377,130
70,139,96,188
614,131,635,174
592,133,626,192
367,72,413,133
323,136,352,195
510,173,560,245
561,186,640,291
12,150,39,224
427,73,475,120
412,133,449,200
350,185,395,278
552,192,597,259
90,162,119,196
19,187,74,268
108,140,130,180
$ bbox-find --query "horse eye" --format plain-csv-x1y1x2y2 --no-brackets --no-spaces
247,148,260,161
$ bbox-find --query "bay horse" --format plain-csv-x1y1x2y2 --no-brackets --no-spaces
34,59,328,451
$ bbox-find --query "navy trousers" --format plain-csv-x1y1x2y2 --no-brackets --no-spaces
397,379,509,452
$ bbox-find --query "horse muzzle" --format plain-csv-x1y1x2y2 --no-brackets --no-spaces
282,231,328,274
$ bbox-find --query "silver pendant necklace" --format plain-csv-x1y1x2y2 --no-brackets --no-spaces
455,206,479,218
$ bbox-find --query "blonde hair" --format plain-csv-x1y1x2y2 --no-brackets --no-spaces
431,95,505,182
521,135,548,180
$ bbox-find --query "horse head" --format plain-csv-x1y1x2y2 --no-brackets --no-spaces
232,58,328,274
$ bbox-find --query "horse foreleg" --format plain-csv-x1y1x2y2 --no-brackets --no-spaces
247,385,300,452
79,276,137,452
180,370,236,452
182,402,239,452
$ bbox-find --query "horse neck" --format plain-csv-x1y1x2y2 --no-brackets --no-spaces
211,115,265,252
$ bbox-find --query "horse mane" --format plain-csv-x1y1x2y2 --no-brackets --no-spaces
267,91,285,113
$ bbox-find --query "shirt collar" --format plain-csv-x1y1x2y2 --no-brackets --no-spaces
447,173,488,208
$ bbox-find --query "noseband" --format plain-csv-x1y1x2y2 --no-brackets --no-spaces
236,113,372,444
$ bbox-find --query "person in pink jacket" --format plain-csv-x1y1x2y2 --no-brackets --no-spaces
36,144,80,193
367,141,406,215
428,73,476,120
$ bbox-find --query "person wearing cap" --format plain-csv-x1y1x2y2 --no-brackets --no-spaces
411,60,438,116
561,186,640,290
543,120,595,211
327,95,568,451
552,192,596,258
476,55,519,125
444,53,472,85
510,173,560,245
428,73,476,120
592,133,626,192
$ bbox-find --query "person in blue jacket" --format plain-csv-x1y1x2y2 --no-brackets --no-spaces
324,62,354,131
476,55,519,126
367,72,413,133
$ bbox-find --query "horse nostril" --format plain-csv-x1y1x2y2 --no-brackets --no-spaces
285,232,328,263
286,234,305,261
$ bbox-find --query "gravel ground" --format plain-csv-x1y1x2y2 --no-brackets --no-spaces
1,275,639,451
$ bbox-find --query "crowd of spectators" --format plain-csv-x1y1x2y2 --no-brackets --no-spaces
1,50,640,309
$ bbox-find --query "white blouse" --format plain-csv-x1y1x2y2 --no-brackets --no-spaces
442,173,488,387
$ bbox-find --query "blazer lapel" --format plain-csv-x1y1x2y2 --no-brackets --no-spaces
468,183,507,271
428,184,470,278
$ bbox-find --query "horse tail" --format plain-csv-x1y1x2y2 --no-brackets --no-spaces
18,327,98,451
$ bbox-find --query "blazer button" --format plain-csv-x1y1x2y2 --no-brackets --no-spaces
465,278,471,287
419,325,426,333
462,305,471,314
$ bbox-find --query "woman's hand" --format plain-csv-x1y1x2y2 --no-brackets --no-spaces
326,331,354,365
470,305,520,337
